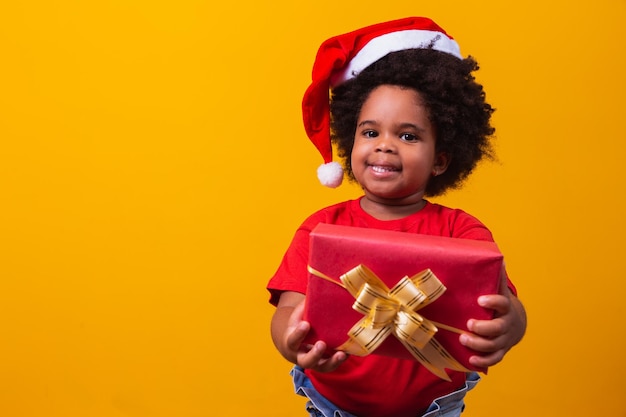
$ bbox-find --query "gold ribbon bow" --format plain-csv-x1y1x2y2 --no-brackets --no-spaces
308,264,471,381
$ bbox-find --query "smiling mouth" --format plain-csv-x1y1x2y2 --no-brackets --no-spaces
370,165,399,173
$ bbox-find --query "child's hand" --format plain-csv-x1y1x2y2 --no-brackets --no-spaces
271,291,348,372
458,266,527,368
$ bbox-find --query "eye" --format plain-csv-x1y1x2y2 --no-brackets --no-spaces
400,133,419,142
362,130,378,138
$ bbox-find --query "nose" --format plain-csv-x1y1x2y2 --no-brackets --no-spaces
375,134,395,153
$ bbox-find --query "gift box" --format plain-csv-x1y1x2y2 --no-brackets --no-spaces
303,223,503,378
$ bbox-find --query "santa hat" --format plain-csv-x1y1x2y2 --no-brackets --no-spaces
302,17,462,187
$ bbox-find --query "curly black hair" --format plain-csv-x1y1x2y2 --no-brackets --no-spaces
329,48,495,196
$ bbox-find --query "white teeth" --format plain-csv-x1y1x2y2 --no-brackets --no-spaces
371,165,396,173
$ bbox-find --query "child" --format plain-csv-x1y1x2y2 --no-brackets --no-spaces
268,17,526,417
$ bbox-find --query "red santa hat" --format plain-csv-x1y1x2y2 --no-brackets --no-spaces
302,17,462,188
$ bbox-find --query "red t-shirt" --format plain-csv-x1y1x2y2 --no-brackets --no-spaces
268,198,513,417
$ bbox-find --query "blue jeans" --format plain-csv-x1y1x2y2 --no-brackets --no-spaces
291,366,480,417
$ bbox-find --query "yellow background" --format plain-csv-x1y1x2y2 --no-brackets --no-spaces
1,1,625,416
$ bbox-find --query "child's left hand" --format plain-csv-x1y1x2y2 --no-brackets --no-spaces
458,265,527,368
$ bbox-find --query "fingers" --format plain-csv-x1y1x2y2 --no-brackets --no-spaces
460,330,508,367
477,294,511,316
467,316,507,339
468,349,506,368
460,329,506,350
316,350,348,372
286,320,311,352
296,341,348,372
461,312,510,368
454,271,525,369
284,304,349,372
467,294,512,344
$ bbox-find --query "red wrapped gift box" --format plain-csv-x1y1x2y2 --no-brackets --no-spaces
303,223,503,375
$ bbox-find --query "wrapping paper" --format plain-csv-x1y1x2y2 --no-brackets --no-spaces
303,223,503,376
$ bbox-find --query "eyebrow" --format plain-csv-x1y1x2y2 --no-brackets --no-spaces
357,120,426,132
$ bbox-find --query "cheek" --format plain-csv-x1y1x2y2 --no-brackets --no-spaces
403,153,434,176
349,146,367,177
349,152,359,175
349,141,364,163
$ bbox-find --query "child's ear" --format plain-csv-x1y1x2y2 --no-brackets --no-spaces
432,152,450,177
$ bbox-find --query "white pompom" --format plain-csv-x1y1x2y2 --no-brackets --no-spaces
317,162,344,188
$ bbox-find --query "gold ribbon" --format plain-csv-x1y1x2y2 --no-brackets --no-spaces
308,264,471,381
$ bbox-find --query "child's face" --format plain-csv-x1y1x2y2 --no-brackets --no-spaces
351,85,448,205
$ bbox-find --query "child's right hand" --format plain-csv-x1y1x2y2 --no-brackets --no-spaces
271,291,348,372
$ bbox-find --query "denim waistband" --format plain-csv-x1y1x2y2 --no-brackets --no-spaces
291,366,480,417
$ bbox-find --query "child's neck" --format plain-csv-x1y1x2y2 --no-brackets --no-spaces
360,197,427,221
